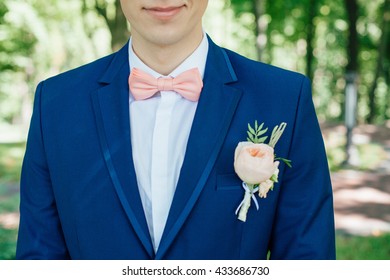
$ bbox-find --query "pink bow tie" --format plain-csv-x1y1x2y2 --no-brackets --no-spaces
129,68,203,102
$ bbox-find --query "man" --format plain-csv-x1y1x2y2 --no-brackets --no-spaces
16,0,335,259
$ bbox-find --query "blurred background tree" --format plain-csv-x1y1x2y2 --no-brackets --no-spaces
226,0,389,123
0,0,388,134
82,0,129,51
0,0,112,139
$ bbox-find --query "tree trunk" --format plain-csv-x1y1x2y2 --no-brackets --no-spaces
93,0,129,51
252,0,266,61
345,0,359,73
385,32,390,120
343,0,359,164
367,0,390,123
306,0,317,81
386,3,390,120
110,1,129,51
344,0,359,119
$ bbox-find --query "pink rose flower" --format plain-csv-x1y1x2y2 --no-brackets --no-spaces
234,142,276,185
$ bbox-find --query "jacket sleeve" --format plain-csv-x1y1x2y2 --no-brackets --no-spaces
16,82,70,259
269,77,336,259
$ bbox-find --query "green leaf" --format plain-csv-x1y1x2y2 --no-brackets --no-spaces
282,158,293,168
247,132,255,142
275,156,292,168
271,126,278,137
258,127,268,136
248,123,255,135
284,159,292,168
258,136,268,143
257,122,264,132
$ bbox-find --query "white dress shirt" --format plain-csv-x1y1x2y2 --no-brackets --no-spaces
128,35,209,251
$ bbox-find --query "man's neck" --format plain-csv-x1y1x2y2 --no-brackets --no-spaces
131,31,204,76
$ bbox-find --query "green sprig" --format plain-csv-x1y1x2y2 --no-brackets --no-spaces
246,121,292,169
269,122,287,148
247,121,268,144
275,157,292,168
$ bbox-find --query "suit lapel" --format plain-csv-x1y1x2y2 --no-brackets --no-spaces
91,44,154,258
156,39,242,259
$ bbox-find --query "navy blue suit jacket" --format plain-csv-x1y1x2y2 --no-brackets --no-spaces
16,37,335,259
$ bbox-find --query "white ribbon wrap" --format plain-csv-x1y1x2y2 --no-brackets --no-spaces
235,182,259,222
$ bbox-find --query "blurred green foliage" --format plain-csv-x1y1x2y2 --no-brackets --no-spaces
0,0,388,133
0,142,25,182
225,0,389,123
0,0,111,134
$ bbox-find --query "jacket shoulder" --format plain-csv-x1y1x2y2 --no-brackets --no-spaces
223,48,309,88
43,52,117,87
37,42,129,102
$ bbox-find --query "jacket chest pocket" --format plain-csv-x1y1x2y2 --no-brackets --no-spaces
216,173,242,191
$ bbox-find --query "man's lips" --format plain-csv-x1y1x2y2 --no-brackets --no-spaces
144,5,185,19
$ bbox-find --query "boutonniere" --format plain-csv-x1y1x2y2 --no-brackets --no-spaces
234,121,292,222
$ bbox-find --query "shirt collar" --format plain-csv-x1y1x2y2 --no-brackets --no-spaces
128,32,209,79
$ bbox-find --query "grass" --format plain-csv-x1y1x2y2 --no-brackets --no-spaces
0,183,19,260
0,142,24,260
0,227,17,260
336,234,390,260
